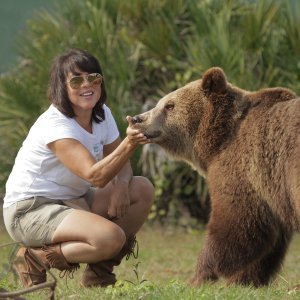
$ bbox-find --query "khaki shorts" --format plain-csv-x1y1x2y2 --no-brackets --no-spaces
3,188,96,247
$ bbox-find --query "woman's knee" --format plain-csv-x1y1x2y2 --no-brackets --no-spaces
92,223,126,259
130,176,155,206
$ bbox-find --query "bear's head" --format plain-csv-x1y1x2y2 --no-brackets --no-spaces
131,67,296,175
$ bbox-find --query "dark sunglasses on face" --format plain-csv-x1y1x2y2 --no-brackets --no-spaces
68,73,103,89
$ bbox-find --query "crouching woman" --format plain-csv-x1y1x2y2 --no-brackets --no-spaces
2,48,154,288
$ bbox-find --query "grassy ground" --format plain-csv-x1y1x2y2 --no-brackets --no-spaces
0,223,300,300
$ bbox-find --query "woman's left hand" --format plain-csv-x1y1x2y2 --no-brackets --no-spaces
107,181,130,220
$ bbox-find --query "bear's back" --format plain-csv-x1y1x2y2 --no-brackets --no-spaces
247,87,297,107
209,97,300,229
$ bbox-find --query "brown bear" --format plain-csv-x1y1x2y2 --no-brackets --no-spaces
130,67,300,287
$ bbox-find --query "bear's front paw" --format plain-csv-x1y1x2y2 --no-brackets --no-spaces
189,276,204,287
189,271,218,287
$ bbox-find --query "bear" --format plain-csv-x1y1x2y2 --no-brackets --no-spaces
129,67,300,287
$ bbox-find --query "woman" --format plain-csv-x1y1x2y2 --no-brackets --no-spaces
2,48,154,288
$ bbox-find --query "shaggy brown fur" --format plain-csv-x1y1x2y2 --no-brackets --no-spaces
131,67,300,287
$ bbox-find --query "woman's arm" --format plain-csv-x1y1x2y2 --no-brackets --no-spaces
48,125,148,188
102,138,133,218
103,138,133,184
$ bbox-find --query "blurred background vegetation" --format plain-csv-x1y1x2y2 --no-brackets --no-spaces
1,0,300,227
0,0,55,73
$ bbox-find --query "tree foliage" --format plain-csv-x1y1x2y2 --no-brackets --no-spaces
0,0,300,224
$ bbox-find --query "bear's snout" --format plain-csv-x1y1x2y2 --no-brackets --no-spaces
132,115,144,124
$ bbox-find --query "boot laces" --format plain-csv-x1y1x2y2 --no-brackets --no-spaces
126,235,139,260
59,264,80,279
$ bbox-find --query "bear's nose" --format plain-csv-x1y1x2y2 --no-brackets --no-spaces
132,115,143,124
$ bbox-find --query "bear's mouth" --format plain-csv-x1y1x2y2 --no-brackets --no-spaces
144,130,161,140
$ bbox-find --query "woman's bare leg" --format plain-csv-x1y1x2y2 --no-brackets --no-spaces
51,210,126,263
91,176,154,236
51,176,153,263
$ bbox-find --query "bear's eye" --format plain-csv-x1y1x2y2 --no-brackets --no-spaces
164,102,174,111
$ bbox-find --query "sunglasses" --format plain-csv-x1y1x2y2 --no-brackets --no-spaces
68,73,103,89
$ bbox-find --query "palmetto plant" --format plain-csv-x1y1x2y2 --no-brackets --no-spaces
1,0,300,223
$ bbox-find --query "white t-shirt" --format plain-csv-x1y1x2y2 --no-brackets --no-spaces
3,104,119,208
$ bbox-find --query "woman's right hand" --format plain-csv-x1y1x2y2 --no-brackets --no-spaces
126,116,150,146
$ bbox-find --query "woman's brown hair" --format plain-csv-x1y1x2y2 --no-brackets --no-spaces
47,48,107,122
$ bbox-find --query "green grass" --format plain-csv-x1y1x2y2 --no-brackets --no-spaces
0,224,300,299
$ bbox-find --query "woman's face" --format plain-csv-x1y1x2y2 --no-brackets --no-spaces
66,70,102,115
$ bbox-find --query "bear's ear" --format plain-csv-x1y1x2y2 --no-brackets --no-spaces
201,67,227,94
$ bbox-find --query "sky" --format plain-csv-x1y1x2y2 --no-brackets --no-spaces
0,1,54,73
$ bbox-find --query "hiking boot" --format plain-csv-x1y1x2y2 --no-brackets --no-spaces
80,235,138,288
14,244,79,287
14,247,46,287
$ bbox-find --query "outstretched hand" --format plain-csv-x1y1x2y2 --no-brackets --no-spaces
126,116,150,145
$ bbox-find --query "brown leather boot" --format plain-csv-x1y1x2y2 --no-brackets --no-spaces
14,244,79,287
80,235,138,288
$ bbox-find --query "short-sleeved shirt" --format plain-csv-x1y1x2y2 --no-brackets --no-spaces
3,104,119,208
